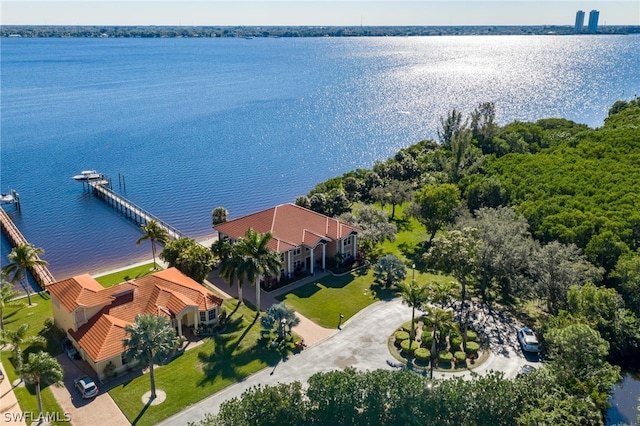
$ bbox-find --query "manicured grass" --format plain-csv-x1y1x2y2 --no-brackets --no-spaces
108,300,289,426
2,292,65,418
94,263,158,288
379,203,429,267
279,268,382,328
0,351,66,418
3,292,63,355
279,269,452,328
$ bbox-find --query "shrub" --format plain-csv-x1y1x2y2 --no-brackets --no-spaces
400,339,419,355
466,330,478,342
402,321,417,333
465,341,480,355
438,351,453,363
395,330,410,343
454,351,467,364
450,335,462,350
422,333,434,347
414,347,431,362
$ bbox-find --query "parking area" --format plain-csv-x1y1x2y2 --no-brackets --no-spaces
51,354,129,426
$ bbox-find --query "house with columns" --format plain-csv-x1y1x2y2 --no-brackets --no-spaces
215,203,361,279
47,267,222,379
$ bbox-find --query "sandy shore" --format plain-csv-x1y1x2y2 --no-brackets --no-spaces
91,233,219,278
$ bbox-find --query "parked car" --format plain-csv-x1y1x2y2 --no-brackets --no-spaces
74,376,99,399
517,327,540,353
516,364,535,378
64,338,80,360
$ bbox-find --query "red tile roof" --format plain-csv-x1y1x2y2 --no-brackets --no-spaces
215,203,360,252
49,268,223,363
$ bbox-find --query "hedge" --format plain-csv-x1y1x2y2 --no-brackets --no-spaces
414,347,431,362
454,351,467,363
465,341,480,355
400,339,420,355
395,330,410,343
450,336,462,349
422,333,434,347
438,351,453,363
466,330,478,342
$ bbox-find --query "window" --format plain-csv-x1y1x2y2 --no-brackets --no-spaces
344,236,353,246
293,247,301,256
208,309,216,321
200,311,206,322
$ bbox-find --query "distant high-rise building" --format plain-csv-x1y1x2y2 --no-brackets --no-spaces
588,10,599,33
575,10,585,33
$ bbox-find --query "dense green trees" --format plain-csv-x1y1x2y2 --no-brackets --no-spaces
196,365,614,425
160,237,215,282
408,183,461,246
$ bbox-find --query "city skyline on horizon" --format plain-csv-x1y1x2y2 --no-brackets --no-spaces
2,1,639,27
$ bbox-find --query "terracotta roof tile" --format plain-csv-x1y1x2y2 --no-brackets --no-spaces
215,203,360,252
56,267,223,363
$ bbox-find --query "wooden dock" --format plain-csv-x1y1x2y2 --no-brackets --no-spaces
0,207,56,288
89,181,187,240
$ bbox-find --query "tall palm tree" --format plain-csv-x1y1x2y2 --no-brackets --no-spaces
21,351,64,417
220,244,247,305
0,278,20,331
136,220,170,270
5,323,46,371
236,229,282,313
2,243,48,306
123,314,178,400
398,280,428,343
423,306,456,379
211,237,232,267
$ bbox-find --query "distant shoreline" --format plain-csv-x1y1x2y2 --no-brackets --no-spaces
2,24,640,38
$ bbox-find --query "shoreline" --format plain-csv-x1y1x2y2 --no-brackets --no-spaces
90,233,219,279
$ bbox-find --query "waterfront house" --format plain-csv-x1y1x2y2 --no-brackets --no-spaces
214,203,361,279
48,267,222,379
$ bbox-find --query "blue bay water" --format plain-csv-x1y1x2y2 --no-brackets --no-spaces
1,35,639,280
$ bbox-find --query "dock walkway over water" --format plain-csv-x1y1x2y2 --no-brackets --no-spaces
0,207,56,288
89,181,187,240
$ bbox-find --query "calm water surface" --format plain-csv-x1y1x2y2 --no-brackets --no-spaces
1,35,639,279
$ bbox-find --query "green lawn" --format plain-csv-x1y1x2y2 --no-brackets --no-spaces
94,263,158,287
1,292,65,418
108,300,290,426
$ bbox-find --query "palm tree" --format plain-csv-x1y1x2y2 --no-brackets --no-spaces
423,306,456,379
136,220,170,270
2,243,48,306
398,280,428,343
220,244,247,305
236,229,282,313
5,323,46,371
211,237,232,267
21,351,64,417
211,207,229,227
0,278,20,331
123,314,178,400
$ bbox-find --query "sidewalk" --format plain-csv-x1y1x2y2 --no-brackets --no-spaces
0,359,26,426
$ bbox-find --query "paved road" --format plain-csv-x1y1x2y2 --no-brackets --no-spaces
158,298,538,426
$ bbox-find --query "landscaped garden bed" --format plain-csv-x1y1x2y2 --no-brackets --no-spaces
388,315,486,373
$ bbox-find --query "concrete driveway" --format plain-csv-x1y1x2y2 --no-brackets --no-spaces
51,354,129,426
158,298,539,425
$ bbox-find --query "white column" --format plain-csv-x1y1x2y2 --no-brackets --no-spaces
310,249,315,275
322,244,326,270
194,310,199,328
340,238,344,254
352,235,357,257
288,251,293,276
177,316,183,337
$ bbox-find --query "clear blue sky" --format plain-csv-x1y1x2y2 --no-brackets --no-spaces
2,1,639,26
